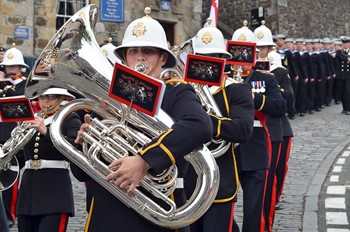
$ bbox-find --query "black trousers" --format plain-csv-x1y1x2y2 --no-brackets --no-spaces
264,141,282,232
307,79,316,111
0,195,9,232
236,169,267,232
276,137,292,203
18,213,69,232
190,201,235,232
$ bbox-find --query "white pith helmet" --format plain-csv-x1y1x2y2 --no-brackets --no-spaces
194,18,232,59
114,7,177,68
100,38,121,65
253,21,276,46
268,48,283,71
232,20,256,43
42,88,75,99
0,45,29,68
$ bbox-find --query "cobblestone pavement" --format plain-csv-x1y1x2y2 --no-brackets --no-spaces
9,103,350,231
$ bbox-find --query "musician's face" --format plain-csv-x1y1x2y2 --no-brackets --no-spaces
38,95,63,113
4,65,21,79
124,47,168,78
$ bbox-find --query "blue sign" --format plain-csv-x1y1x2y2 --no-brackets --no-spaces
100,0,124,22
14,26,29,39
161,0,171,12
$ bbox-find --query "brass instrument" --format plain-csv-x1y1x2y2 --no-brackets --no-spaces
167,39,231,158
0,110,47,191
25,4,219,228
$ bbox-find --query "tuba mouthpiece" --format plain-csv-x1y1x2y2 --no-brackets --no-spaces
134,63,147,73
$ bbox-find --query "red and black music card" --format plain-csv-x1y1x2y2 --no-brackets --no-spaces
108,63,165,117
0,95,35,122
255,60,270,71
226,40,257,66
184,54,225,87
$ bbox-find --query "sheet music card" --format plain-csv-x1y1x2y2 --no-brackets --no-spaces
226,40,257,66
0,95,35,122
108,63,165,117
184,54,225,86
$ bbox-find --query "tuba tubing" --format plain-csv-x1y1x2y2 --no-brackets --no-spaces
50,98,220,228
0,122,35,191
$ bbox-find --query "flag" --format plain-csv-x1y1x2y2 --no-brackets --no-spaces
209,0,218,27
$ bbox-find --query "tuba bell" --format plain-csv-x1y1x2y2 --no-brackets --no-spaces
25,4,219,229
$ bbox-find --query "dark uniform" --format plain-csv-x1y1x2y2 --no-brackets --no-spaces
70,79,213,232
334,48,350,114
185,77,254,232
233,69,286,232
0,74,26,226
280,48,297,118
296,50,310,115
16,112,81,232
267,66,294,231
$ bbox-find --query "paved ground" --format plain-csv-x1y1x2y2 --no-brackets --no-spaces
9,102,350,231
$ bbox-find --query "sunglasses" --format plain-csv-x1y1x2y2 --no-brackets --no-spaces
39,94,59,100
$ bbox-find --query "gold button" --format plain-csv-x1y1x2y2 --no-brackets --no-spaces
34,148,39,153
34,155,39,159
34,143,39,147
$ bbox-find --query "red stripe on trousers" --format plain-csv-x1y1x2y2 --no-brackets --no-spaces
260,169,269,232
267,142,282,232
10,180,19,222
228,201,235,232
58,213,68,232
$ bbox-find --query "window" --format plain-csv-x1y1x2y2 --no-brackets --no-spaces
56,0,89,30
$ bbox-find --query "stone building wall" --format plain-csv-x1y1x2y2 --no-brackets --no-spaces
0,0,203,57
202,0,350,39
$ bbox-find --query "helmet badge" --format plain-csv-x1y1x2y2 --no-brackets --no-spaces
132,22,147,38
7,52,14,60
202,32,213,45
257,31,264,40
237,34,247,41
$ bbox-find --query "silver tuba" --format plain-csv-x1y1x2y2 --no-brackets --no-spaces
167,39,231,158
25,4,219,229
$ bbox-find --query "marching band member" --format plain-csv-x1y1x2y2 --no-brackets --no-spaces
267,49,294,231
0,46,29,227
71,8,213,232
334,36,350,115
16,88,80,232
231,21,287,232
184,20,254,232
254,22,286,232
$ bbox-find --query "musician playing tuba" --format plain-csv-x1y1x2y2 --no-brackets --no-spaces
15,88,80,232
72,7,213,232
183,20,255,232
0,46,30,227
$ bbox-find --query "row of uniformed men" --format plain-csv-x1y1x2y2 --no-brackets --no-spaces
274,34,350,117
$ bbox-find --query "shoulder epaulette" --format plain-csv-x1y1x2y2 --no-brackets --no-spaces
256,69,273,75
164,78,188,86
